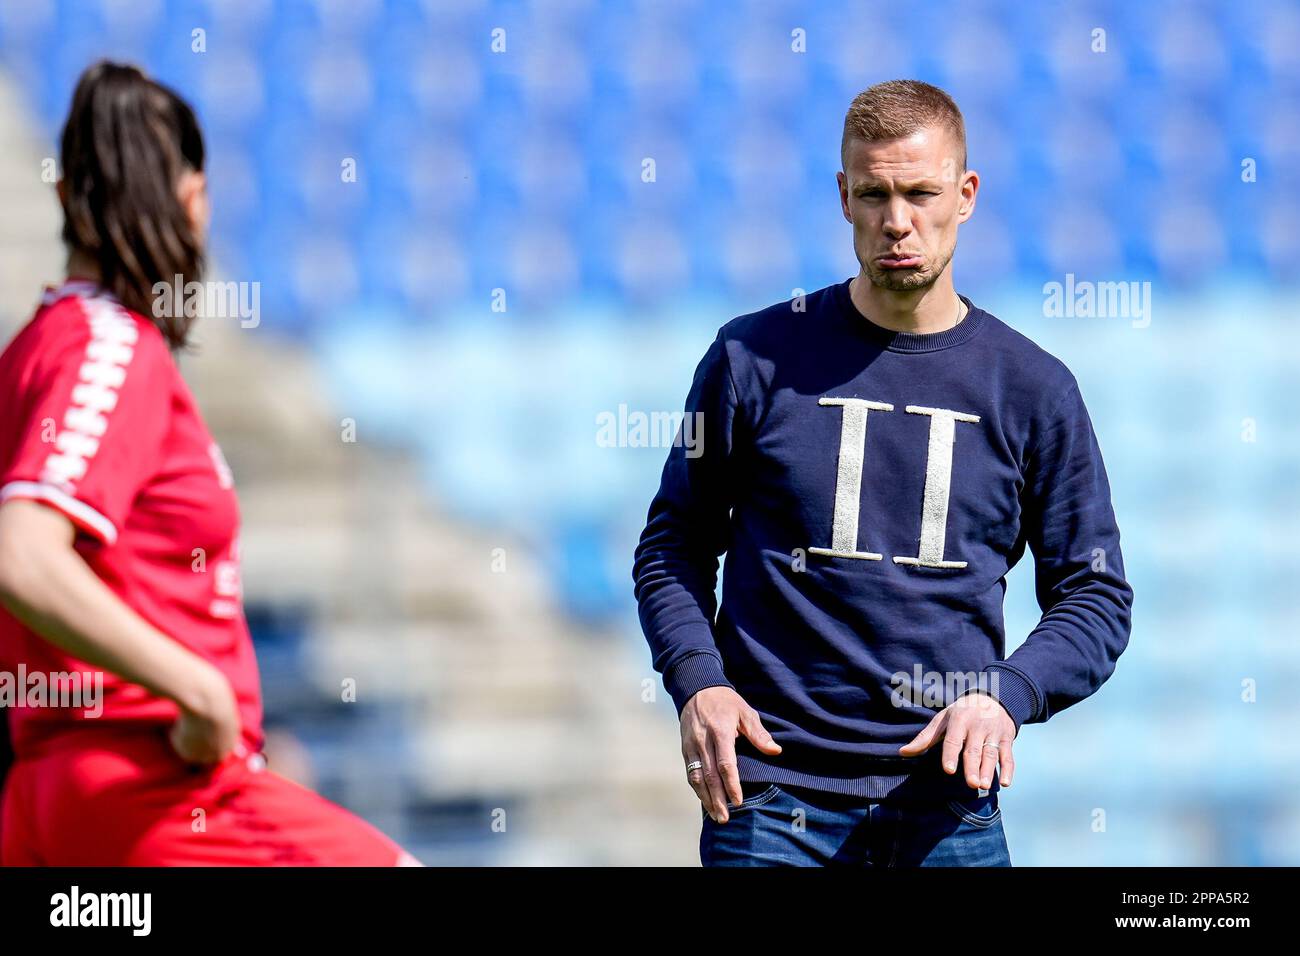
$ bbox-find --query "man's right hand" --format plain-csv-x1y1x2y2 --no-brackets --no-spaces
681,686,781,823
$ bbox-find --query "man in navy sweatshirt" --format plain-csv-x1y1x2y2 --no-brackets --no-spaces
632,79,1134,866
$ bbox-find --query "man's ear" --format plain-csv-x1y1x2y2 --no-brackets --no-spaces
837,170,852,224
56,177,66,207
956,169,979,223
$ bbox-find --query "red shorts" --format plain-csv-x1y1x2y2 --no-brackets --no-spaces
0,727,421,866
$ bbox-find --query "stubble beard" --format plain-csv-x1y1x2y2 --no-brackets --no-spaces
861,237,957,293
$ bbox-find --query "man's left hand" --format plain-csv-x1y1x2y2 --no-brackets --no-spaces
898,691,1017,790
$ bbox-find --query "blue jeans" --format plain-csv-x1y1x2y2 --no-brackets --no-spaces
700,781,1012,867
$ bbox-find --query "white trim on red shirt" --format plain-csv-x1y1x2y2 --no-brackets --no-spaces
0,479,119,544
41,279,117,308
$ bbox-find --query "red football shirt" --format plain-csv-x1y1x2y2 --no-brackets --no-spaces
0,280,264,757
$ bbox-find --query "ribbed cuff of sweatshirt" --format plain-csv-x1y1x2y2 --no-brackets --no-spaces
968,662,1042,735
664,651,733,716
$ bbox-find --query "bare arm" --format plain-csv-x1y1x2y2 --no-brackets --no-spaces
0,498,240,763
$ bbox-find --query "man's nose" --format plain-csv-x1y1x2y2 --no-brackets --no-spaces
883,199,911,239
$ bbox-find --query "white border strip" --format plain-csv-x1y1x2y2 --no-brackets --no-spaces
0,480,118,545
41,280,118,307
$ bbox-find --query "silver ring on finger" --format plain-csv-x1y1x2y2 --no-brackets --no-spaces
983,742,1000,752
686,760,703,773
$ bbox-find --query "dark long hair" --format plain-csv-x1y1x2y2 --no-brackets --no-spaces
58,60,205,350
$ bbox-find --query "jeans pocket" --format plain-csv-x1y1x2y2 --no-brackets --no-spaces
730,783,781,812
944,790,1001,829
700,783,782,819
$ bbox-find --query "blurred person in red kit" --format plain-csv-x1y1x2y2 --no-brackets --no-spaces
0,61,420,866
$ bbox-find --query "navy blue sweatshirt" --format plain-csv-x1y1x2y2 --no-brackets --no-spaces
632,278,1133,801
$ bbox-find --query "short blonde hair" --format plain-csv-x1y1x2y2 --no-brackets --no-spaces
841,79,967,172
